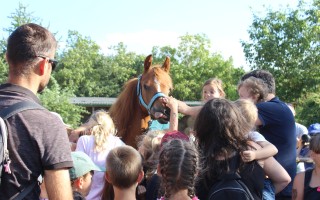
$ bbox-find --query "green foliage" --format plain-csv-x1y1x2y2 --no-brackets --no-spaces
54,33,137,97
0,3,40,55
0,57,8,84
296,92,320,126
39,77,88,128
242,0,320,102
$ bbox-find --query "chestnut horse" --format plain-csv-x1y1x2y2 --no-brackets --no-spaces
109,55,173,147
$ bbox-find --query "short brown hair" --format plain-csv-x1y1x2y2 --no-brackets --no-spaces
310,134,320,154
6,23,57,76
106,146,142,189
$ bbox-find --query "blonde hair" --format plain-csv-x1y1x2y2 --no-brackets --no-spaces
137,130,164,180
237,77,268,103
234,99,257,131
89,110,116,152
202,78,226,99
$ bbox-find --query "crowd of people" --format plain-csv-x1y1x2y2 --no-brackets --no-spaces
1,23,320,200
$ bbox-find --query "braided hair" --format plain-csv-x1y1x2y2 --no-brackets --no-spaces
158,139,199,199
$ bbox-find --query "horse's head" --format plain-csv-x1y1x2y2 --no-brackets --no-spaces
137,55,173,124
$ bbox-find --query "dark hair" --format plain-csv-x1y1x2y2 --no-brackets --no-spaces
158,139,199,199
310,134,320,154
241,70,275,94
194,98,251,185
6,23,57,76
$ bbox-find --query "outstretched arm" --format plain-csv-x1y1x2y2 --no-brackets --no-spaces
164,97,179,131
177,100,202,117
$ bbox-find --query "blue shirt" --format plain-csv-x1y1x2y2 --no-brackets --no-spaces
257,97,296,197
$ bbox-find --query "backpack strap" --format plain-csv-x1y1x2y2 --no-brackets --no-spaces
0,101,44,199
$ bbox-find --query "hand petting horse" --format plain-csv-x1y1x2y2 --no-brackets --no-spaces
109,55,173,148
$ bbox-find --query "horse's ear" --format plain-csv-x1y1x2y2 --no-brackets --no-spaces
144,55,153,72
162,56,170,72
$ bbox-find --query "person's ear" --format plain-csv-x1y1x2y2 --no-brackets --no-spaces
38,58,47,75
105,172,112,183
137,170,145,183
75,177,84,189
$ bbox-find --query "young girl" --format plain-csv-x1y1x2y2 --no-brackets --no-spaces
194,98,290,200
157,139,199,200
137,130,164,200
76,110,125,200
202,78,225,102
234,99,278,162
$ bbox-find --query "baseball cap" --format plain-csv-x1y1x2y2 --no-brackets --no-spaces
308,123,320,136
69,151,102,180
161,130,189,147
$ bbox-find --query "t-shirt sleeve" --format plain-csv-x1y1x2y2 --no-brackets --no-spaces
76,136,87,153
34,112,73,170
248,131,266,142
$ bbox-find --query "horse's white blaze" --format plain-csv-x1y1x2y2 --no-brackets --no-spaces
154,77,161,93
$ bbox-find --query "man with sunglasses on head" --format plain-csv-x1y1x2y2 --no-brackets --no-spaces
0,23,73,200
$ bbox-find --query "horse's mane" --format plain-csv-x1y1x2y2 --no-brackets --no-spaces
109,78,141,136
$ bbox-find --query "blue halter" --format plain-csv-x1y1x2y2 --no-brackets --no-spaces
136,75,166,114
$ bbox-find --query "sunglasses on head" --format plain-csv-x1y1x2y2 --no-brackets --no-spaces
36,55,58,71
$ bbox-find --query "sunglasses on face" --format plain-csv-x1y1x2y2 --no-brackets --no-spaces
36,55,58,71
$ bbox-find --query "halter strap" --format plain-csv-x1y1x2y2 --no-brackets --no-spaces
137,75,166,114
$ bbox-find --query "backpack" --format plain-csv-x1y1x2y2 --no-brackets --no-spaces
208,173,255,200
0,101,44,199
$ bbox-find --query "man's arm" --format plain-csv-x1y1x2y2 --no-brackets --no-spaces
44,169,73,200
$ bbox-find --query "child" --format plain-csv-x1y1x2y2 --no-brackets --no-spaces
76,110,125,200
202,78,225,102
137,130,164,200
157,139,199,200
234,99,282,200
105,146,144,200
234,99,278,161
69,151,102,200
237,76,268,103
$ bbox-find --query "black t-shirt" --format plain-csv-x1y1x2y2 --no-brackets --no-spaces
0,83,73,199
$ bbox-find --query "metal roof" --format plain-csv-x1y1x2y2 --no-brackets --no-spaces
70,97,202,107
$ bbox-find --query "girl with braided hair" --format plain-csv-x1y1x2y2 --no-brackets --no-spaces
157,139,199,200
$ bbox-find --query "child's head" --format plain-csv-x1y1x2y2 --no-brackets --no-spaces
106,145,144,189
234,99,258,131
69,151,101,196
202,78,225,102
310,134,320,154
158,139,199,199
88,110,116,152
310,134,320,166
137,130,164,179
237,76,268,104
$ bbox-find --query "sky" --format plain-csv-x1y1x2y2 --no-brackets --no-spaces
0,0,305,69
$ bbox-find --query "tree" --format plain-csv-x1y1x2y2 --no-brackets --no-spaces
0,3,40,55
242,0,320,103
39,76,87,128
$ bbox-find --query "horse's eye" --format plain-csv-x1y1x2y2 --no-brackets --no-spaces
143,84,150,90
